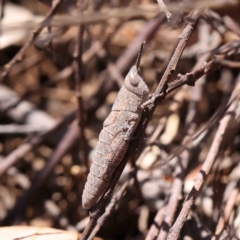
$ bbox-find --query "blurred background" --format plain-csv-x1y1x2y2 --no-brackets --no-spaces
0,1,240,239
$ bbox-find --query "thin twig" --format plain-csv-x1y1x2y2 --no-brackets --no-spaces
156,0,172,21
215,58,240,68
0,0,5,20
146,206,167,240
1,1,236,32
167,74,240,240
0,124,45,134
156,22,212,240
154,9,202,97
74,25,89,172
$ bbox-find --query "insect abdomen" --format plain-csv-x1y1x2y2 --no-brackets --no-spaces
82,120,129,209
82,65,149,209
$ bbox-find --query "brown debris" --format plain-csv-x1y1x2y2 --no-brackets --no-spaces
0,1,240,240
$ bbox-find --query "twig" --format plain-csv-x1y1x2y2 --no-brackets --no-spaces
0,124,45,134
0,0,5,20
167,74,240,240
2,1,236,32
136,117,167,167
156,0,172,21
9,54,44,76
146,206,167,240
223,15,240,37
155,9,202,97
215,58,240,68
156,22,212,240
81,9,203,240
74,25,89,172
0,0,63,80
136,27,220,170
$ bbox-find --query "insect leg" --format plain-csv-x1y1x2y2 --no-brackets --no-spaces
124,120,137,141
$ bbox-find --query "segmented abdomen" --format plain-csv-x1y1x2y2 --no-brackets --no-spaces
82,122,128,209
82,79,147,209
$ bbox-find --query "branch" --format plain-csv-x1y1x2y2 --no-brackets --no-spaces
167,73,240,240
73,25,89,172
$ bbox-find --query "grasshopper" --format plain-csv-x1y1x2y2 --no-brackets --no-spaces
82,44,149,209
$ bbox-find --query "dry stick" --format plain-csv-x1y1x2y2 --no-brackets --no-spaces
154,9,202,99
2,125,79,225
0,124,44,134
204,9,240,38
223,15,240,37
40,1,237,28
156,22,212,240
0,0,5,19
81,9,204,239
74,25,89,172
156,0,172,21
146,206,167,240
9,53,44,76
211,163,240,240
0,0,63,80
137,33,217,169
156,151,189,240
215,59,240,68
0,1,235,33
167,74,240,240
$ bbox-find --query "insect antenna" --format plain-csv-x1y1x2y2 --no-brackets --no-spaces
136,41,145,73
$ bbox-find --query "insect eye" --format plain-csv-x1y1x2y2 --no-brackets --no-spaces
129,76,139,86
